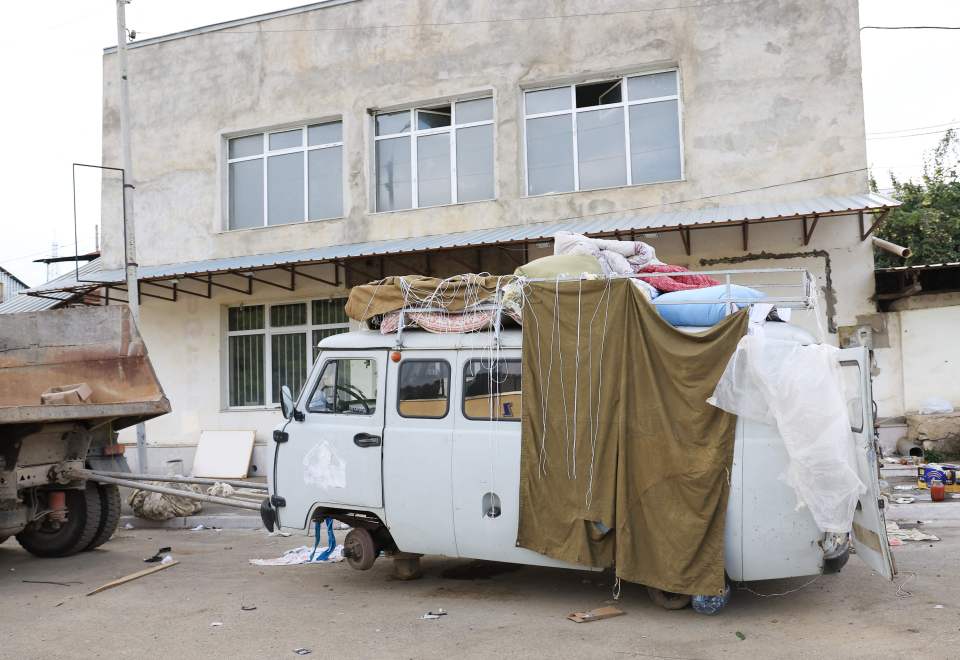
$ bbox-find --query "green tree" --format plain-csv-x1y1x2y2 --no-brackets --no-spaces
872,129,960,268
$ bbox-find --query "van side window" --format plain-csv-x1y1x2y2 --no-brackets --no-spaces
397,360,451,419
463,359,522,422
307,358,378,415
839,361,864,433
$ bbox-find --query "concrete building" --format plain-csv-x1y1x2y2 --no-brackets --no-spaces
0,267,27,303
17,0,903,471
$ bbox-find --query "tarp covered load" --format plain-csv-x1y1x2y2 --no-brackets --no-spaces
708,335,865,533
517,279,748,596
345,274,514,322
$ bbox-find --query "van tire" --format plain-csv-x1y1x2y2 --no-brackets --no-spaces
344,528,377,571
823,547,850,574
646,587,691,610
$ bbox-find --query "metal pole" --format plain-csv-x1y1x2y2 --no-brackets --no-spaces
74,470,263,511
116,0,146,473
87,470,267,491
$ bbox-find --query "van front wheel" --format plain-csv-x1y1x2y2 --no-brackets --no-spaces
343,528,377,571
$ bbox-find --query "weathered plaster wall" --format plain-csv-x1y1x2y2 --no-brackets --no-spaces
101,0,868,269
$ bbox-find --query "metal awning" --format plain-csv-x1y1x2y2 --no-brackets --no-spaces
26,192,899,301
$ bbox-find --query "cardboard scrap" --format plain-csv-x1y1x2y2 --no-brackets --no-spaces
567,606,624,623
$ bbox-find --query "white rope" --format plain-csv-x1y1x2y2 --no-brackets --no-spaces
584,278,612,509
570,277,583,480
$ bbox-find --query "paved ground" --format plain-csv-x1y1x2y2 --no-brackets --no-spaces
1,511,958,660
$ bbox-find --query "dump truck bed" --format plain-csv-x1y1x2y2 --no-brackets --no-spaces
0,305,170,428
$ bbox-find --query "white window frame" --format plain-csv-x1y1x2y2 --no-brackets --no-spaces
226,121,344,229
225,297,350,410
522,68,683,196
373,97,495,211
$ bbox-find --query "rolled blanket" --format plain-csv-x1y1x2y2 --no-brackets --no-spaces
636,263,720,292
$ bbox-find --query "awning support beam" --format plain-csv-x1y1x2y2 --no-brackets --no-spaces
802,214,820,246
680,227,692,256
860,209,889,241
188,274,252,295
741,223,749,251
246,273,295,292
288,266,340,288
336,260,381,284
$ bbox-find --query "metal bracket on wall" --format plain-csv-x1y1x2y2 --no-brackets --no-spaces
679,227,692,256
859,209,889,241
802,214,820,246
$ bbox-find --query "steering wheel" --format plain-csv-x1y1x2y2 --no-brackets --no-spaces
335,384,371,414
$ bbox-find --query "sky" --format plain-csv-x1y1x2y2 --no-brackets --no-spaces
0,0,957,287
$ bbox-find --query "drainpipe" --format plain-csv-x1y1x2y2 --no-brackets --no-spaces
872,237,911,259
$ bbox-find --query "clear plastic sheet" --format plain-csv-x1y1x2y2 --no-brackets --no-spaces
708,335,865,533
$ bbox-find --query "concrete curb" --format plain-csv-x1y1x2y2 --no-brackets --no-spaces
120,513,264,530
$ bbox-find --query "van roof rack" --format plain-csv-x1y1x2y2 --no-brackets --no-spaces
390,268,818,347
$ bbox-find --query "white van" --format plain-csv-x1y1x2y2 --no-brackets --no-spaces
263,322,895,608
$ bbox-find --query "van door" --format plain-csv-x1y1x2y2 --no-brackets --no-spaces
382,353,457,556
273,351,386,530
839,346,896,579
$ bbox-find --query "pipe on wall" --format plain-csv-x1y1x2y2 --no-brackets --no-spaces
872,236,911,258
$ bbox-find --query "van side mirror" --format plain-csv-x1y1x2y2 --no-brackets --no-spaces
280,385,297,420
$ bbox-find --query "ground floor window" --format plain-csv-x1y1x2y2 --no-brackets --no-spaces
226,298,349,408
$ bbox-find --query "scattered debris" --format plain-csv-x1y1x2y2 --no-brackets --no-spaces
567,606,624,623
123,523,135,530
894,485,917,491
22,580,82,587
293,648,312,655
419,608,447,620
190,524,220,531
736,631,746,641
143,546,172,563
210,622,223,628
85,560,179,596
249,545,344,566
934,604,945,609
267,530,292,537
886,521,940,543
894,497,916,504
241,604,257,611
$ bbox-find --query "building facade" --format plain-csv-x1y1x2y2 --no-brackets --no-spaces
41,0,901,470
0,267,27,303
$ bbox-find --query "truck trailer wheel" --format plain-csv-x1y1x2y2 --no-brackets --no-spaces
646,587,691,610
343,528,377,571
16,485,102,558
84,484,122,551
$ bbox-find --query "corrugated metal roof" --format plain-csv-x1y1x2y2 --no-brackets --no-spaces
0,259,104,314
34,192,899,291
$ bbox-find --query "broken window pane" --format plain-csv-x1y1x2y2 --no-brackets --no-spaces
457,124,494,202
627,71,677,101
526,115,574,195
376,136,412,211
455,97,493,124
417,106,452,130
308,121,342,146
267,152,304,224
525,87,570,115
376,110,411,135
577,107,627,190
417,133,452,207
308,146,342,220
629,99,681,184
269,129,302,150
575,80,622,108
228,159,263,229
229,134,262,159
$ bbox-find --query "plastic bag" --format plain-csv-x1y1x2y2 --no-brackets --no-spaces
708,335,865,533
918,397,954,415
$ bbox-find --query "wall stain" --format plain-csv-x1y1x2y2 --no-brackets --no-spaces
698,250,836,333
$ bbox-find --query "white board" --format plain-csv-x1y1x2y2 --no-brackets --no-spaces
191,429,256,479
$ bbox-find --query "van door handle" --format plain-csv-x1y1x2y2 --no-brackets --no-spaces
353,433,381,448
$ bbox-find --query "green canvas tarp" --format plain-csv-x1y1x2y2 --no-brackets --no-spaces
517,279,748,595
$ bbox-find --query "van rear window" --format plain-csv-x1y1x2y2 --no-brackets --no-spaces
463,359,521,422
398,360,451,419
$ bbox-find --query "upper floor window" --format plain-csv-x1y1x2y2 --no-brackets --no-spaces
523,70,681,196
227,120,343,230
374,97,495,211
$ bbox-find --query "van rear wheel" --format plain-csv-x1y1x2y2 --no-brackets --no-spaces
646,587,691,610
343,528,377,571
